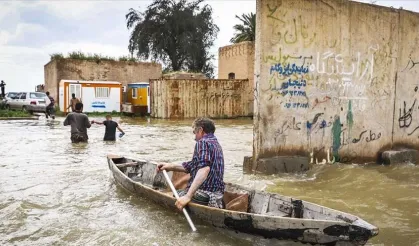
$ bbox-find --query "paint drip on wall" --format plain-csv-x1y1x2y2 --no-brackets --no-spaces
332,115,342,161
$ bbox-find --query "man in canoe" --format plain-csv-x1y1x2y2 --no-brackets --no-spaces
63,102,91,143
157,117,225,210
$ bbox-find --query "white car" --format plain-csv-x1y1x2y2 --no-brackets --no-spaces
1,92,18,109
5,92,49,114
1,92,18,105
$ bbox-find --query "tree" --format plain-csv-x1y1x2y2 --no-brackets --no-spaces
126,0,218,77
184,4,218,78
230,12,256,43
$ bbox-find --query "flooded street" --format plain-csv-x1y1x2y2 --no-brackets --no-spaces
0,117,418,245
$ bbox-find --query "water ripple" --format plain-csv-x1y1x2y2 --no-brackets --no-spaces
1,118,417,245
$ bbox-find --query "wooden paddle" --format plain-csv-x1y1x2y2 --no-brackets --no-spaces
162,170,197,232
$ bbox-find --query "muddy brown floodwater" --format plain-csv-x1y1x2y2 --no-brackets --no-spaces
0,117,418,246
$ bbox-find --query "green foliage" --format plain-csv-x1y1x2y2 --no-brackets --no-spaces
50,51,142,64
0,109,31,117
126,0,218,77
118,56,138,62
50,53,64,60
67,51,88,60
67,51,115,62
230,12,256,43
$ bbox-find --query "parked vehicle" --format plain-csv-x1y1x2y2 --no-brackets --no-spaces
1,92,19,107
5,92,49,114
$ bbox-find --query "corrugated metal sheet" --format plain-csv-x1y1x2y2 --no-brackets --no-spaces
150,79,251,119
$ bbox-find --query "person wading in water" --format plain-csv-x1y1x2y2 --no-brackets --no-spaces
67,93,81,112
91,115,125,141
63,102,91,143
45,91,55,119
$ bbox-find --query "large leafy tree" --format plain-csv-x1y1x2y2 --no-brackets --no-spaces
230,12,255,43
126,0,218,77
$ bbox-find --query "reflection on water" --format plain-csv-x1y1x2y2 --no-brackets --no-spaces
0,117,418,245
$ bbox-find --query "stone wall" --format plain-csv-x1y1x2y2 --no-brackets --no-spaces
163,72,207,79
150,79,251,118
44,59,162,102
253,0,419,171
44,61,58,99
218,41,255,114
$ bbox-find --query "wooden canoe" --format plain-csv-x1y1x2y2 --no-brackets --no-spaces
107,155,379,245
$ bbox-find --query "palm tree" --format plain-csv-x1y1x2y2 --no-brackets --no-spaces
230,12,255,43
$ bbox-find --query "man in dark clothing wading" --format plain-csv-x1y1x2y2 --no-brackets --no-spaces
91,115,125,141
45,91,55,119
63,102,91,143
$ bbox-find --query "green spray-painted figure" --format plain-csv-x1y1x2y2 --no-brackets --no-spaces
332,115,342,162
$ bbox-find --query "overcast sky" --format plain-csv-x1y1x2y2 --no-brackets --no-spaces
0,0,417,92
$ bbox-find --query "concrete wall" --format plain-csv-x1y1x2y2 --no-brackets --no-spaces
219,41,255,114
393,11,419,148
44,61,58,100
254,0,419,170
163,72,207,79
44,59,162,103
150,79,251,118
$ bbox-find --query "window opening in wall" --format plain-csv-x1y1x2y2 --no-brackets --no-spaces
132,88,137,98
70,84,82,99
228,73,235,79
95,87,110,98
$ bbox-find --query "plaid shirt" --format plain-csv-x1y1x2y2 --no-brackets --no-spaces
182,133,225,193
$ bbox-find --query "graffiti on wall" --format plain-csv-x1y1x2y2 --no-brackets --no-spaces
399,99,416,128
259,1,399,164
274,112,382,163
397,85,419,137
265,1,380,111
267,49,378,111
267,4,316,47
269,61,311,109
309,48,377,98
402,56,419,71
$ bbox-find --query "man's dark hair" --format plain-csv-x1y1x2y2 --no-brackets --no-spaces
72,93,75,97
193,117,215,134
75,102,83,111
46,91,50,96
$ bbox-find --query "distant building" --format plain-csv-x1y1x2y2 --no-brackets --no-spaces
35,84,44,92
44,58,162,103
218,41,255,114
